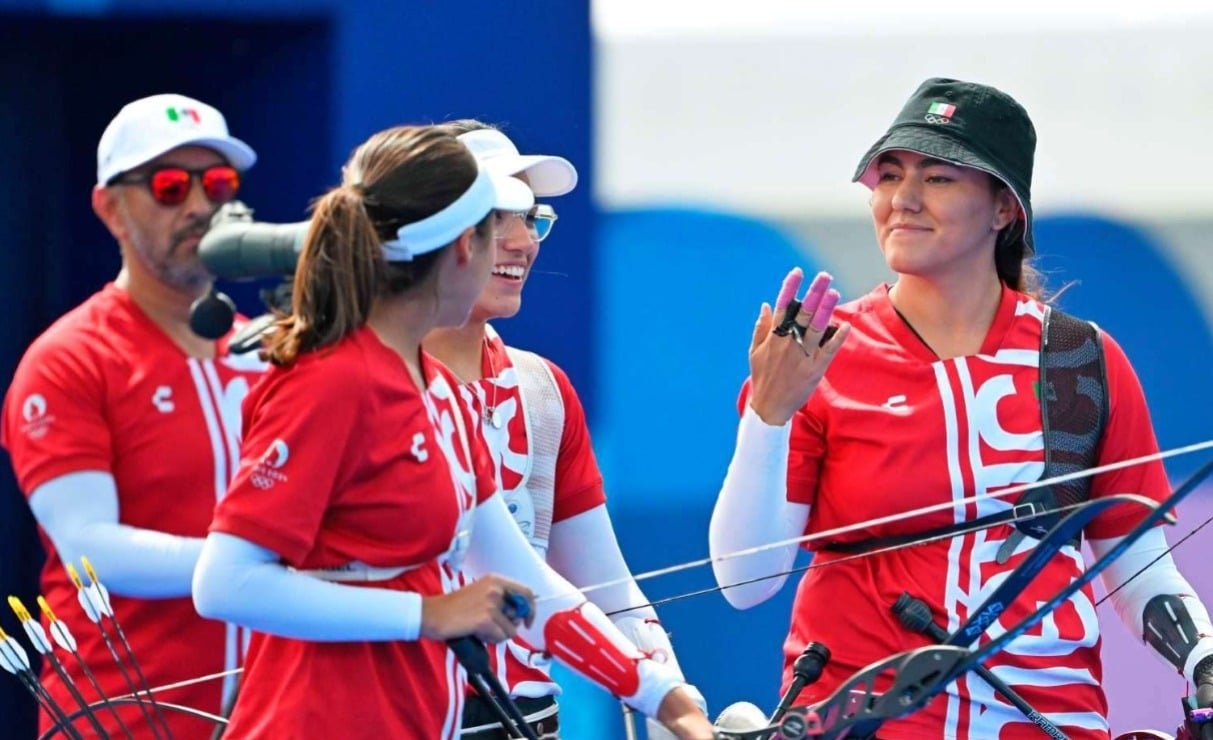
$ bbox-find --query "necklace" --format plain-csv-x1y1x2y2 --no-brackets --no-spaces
482,335,504,429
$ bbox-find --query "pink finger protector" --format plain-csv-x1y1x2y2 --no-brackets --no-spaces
799,272,833,318
774,272,834,340
774,268,803,311
810,289,840,333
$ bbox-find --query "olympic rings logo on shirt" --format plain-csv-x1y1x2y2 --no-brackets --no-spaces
249,464,288,490
923,114,952,125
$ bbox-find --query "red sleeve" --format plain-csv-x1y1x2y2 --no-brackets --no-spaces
1086,330,1173,540
737,378,824,505
547,361,606,522
1,333,114,493
210,356,364,565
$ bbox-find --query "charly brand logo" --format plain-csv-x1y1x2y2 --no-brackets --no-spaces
882,394,908,411
410,432,428,462
152,386,175,413
21,394,53,439
924,101,956,125
250,439,290,489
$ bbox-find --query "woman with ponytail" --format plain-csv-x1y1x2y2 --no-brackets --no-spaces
191,125,713,739
709,78,1213,737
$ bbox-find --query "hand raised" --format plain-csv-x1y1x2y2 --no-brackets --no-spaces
748,268,850,426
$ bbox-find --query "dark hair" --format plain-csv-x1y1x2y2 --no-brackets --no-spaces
988,175,1042,299
264,125,491,366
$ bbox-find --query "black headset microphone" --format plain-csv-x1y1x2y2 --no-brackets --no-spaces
188,289,238,341
188,201,309,340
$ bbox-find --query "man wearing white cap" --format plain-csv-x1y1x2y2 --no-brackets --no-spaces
425,122,707,739
2,93,265,738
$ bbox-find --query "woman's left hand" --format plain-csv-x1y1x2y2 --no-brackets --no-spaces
747,268,850,426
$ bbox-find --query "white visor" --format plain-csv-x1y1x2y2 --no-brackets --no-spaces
382,164,533,262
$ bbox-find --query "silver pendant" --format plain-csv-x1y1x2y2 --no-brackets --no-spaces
487,407,504,429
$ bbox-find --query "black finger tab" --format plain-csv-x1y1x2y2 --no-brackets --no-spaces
773,299,805,338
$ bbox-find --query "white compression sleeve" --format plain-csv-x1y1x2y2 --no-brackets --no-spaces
548,505,697,689
709,405,810,609
464,494,686,718
1093,527,1213,686
191,532,423,641
464,493,586,626
29,471,203,598
548,504,655,620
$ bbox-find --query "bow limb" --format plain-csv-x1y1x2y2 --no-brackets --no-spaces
787,495,1153,739
710,646,973,740
838,458,1213,738
945,493,1160,647
803,645,971,739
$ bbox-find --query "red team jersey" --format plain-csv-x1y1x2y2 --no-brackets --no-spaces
210,326,497,740
467,331,607,698
1,283,267,739
742,284,1170,739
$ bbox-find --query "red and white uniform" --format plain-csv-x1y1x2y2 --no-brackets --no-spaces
753,284,1170,739
465,329,606,698
210,326,496,740
1,283,266,738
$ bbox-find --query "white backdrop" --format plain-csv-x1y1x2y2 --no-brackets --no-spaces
595,3,1213,220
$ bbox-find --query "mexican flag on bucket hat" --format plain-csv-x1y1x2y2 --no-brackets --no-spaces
852,78,1037,253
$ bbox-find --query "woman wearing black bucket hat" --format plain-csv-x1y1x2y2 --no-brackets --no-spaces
710,78,1213,738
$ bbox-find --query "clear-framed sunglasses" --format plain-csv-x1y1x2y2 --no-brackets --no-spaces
496,204,558,242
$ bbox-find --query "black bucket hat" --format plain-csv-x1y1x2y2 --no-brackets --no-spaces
852,78,1037,253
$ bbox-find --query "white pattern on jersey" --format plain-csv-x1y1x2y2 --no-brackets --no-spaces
475,328,568,700
187,356,261,703
938,298,1106,737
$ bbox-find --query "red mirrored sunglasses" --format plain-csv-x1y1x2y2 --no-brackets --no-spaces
109,165,241,207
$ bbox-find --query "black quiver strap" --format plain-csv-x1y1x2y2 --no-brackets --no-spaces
999,307,1108,551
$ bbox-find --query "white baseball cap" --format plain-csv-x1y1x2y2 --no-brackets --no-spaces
489,171,536,212
457,128,578,197
96,93,257,185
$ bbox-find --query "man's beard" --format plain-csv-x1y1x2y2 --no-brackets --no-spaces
134,240,209,292
132,224,212,292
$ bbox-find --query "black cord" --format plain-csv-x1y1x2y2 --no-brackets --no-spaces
1096,511,1213,606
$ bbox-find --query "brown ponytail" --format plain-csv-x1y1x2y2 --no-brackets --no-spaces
263,125,489,367
264,186,381,365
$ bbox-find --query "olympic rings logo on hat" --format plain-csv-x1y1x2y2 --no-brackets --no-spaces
923,114,952,125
